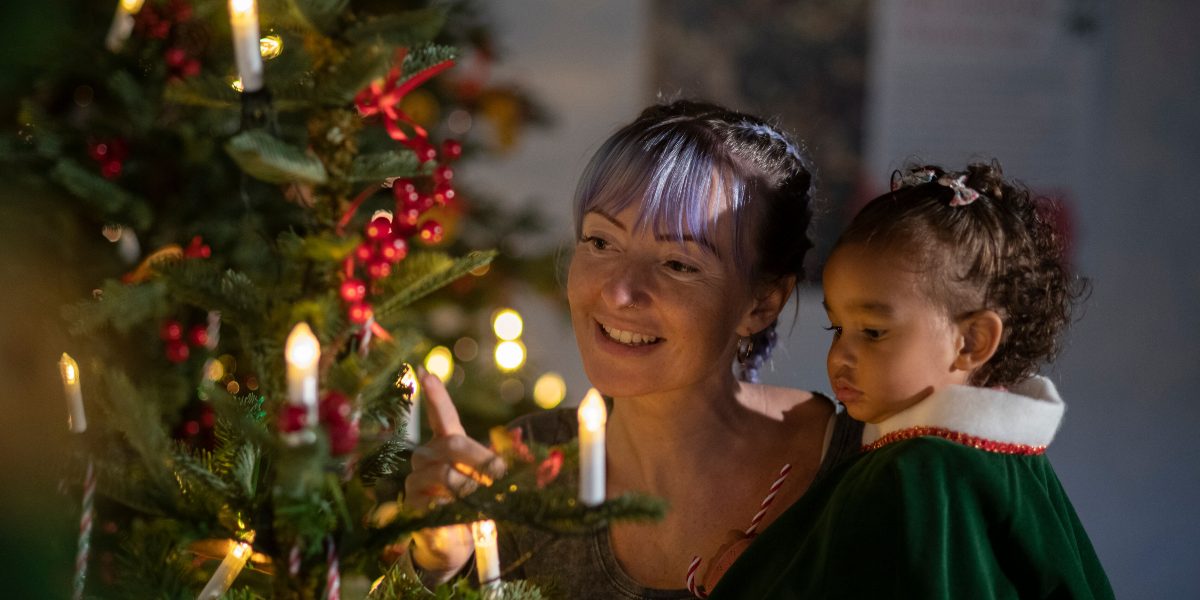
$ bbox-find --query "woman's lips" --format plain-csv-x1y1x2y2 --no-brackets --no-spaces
832,381,862,404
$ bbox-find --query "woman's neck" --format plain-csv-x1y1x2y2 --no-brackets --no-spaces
605,376,774,488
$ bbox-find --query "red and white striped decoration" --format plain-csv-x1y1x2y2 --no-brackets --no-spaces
324,537,340,600
685,462,792,598
72,459,96,600
744,463,791,537
288,543,301,577
686,555,708,598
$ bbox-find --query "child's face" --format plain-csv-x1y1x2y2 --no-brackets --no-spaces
822,243,971,424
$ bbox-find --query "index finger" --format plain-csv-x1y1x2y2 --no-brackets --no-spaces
420,368,465,438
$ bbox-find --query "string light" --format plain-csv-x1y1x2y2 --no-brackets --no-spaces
494,340,526,372
424,346,454,382
491,308,523,341
533,372,567,409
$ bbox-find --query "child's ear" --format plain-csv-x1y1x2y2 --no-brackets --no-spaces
953,309,1004,372
737,275,796,337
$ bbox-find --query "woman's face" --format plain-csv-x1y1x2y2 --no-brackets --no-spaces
567,202,760,399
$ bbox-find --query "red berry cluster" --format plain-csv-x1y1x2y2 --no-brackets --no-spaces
160,318,210,363
275,392,359,455
134,0,192,40
88,138,128,180
184,235,211,258
338,139,462,326
133,0,202,81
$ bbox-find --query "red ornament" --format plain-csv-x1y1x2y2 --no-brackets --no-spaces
433,165,454,185
319,392,352,424
379,236,408,263
392,180,420,205
100,160,122,180
165,339,190,363
537,449,564,488
347,302,373,324
433,183,455,206
160,320,184,341
184,235,211,258
417,194,436,213
187,324,208,347
339,279,367,303
180,59,201,79
366,258,392,280
418,220,444,244
365,216,392,241
354,243,375,264
441,139,463,161
408,139,437,163
394,207,421,233
165,47,187,69
88,142,111,162
327,419,360,455
278,404,309,433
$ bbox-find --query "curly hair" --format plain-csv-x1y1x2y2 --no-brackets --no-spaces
834,161,1086,387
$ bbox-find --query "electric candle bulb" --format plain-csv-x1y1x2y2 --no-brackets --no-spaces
228,0,264,92
197,539,253,599
471,520,500,588
59,353,87,433
105,0,145,52
285,323,320,423
577,388,607,506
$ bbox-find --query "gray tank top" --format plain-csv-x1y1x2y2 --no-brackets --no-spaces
497,397,863,599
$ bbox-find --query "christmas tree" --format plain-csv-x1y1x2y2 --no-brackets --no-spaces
0,0,662,597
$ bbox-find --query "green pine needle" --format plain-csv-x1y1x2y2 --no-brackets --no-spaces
225,130,329,185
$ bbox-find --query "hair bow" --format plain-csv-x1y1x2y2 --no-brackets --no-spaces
937,174,981,206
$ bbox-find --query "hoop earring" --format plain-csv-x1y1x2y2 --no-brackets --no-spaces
736,336,754,363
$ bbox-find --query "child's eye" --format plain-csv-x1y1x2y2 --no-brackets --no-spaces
664,259,700,274
580,235,610,251
823,325,842,338
862,329,884,340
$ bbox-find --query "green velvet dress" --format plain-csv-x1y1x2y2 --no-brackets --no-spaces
709,377,1114,600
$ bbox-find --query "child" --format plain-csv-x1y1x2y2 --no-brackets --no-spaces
708,162,1114,599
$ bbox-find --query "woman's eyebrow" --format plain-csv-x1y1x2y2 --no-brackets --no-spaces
588,210,626,230
589,209,720,257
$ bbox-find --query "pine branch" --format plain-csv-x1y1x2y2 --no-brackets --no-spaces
350,150,429,181
112,520,202,600
162,73,242,109
51,159,153,229
373,250,497,328
262,0,347,35
225,130,329,185
161,260,268,330
107,71,155,131
62,279,169,335
345,8,448,47
399,45,460,86
356,435,409,486
316,42,393,105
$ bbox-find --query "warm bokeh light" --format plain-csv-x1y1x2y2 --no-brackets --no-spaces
259,35,283,59
491,308,523,341
494,340,526,372
121,0,145,13
533,372,567,409
231,78,245,93
204,358,225,381
453,336,479,362
424,346,454,382
230,0,255,15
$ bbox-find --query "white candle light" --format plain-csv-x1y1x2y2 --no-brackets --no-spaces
471,520,500,589
59,353,87,433
577,388,607,506
228,0,264,92
197,539,253,599
285,322,320,424
105,0,145,53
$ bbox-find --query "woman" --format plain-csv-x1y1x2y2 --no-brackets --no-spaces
404,101,862,598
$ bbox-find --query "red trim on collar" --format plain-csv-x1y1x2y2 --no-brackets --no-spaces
862,426,1047,455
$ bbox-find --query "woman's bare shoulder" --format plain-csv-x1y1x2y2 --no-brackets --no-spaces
738,382,835,422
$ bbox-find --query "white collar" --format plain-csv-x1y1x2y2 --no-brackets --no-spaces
861,376,1065,449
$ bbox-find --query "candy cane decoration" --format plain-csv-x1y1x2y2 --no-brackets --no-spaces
72,459,96,600
686,555,708,598
685,463,791,598
745,463,791,536
325,537,340,600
